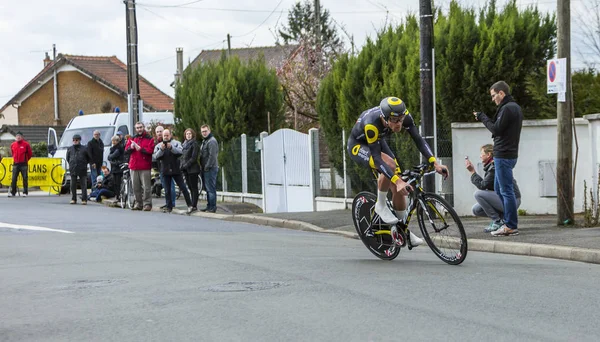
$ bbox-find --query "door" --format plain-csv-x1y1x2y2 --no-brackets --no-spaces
262,129,313,213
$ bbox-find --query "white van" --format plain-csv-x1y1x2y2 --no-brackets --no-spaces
47,112,174,192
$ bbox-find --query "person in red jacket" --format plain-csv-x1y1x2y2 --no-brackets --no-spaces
124,122,155,211
9,131,33,197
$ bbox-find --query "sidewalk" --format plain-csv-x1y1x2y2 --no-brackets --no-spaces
103,196,600,265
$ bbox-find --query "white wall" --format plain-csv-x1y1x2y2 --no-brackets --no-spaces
452,118,592,216
0,105,18,125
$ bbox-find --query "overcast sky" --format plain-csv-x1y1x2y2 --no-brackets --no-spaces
0,0,593,106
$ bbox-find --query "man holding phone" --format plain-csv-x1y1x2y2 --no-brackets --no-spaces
473,81,523,236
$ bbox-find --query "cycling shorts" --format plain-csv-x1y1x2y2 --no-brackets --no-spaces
347,137,376,169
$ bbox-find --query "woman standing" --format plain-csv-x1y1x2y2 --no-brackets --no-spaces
180,128,201,212
108,135,125,198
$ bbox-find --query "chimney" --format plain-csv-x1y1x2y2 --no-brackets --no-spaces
174,47,183,84
43,52,51,67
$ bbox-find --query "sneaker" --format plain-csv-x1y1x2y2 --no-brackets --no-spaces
187,206,195,214
143,205,152,211
409,231,424,247
23,194,28,197
374,203,399,224
131,206,143,211
69,200,76,204
81,201,87,205
163,207,172,213
160,204,168,209
8,193,14,197
491,225,519,237
484,221,503,233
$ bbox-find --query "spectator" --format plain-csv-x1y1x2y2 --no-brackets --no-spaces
116,130,125,149
466,144,522,233
153,129,193,214
9,131,32,197
200,124,219,213
66,134,91,205
153,125,176,209
125,122,155,211
90,166,116,202
87,130,104,188
181,128,201,212
108,135,125,198
475,80,523,236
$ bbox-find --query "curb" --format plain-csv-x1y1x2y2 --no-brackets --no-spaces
102,200,600,265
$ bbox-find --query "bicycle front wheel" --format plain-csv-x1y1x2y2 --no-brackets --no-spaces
416,193,468,265
127,178,136,209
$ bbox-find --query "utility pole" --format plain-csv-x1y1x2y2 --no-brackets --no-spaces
556,0,573,225
125,0,141,132
419,0,435,193
227,33,231,58
314,0,321,47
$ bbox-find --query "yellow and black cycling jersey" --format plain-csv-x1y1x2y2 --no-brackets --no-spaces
347,105,435,183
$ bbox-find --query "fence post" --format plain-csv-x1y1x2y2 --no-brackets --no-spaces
259,131,269,212
342,129,348,200
241,134,248,194
308,128,319,211
221,141,227,193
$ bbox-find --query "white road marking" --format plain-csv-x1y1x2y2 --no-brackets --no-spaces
0,222,74,234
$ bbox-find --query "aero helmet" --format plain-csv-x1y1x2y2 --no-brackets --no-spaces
379,97,407,120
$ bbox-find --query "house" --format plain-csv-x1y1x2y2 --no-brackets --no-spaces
1,53,174,127
187,45,299,72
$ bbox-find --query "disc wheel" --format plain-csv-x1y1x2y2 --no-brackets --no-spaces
352,191,400,261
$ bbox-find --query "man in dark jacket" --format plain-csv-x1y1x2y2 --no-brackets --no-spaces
9,131,32,197
108,135,125,199
474,81,523,237
152,129,193,213
87,130,104,188
466,144,521,232
66,134,91,204
200,124,219,213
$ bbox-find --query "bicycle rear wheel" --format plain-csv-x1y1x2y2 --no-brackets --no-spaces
352,191,400,261
416,193,468,265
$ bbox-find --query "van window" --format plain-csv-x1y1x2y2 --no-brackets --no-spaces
59,127,115,148
117,125,129,136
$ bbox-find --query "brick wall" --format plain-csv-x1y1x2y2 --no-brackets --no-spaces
18,71,128,126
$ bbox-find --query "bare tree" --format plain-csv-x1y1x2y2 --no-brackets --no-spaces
575,0,600,68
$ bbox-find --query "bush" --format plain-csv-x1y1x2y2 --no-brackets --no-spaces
31,142,48,158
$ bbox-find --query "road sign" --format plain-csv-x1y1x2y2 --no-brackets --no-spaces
547,58,566,94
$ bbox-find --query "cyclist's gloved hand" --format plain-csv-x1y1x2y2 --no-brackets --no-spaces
395,178,413,196
433,161,449,180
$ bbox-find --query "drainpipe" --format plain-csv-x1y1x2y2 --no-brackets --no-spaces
53,44,60,125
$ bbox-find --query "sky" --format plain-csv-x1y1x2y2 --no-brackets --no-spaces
0,0,593,106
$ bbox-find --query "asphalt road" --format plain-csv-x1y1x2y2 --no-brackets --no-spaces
1,195,600,341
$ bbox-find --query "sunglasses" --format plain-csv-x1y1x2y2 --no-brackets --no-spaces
389,115,405,123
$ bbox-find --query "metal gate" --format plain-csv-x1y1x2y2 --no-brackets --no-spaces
262,129,314,213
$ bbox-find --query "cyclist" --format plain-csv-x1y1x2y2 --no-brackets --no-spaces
348,96,449,246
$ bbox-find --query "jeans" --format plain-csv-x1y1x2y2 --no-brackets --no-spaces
494,157,518,229
164,174,192,209
95,188,115,202
204,167,218,211
70,171,88,201
472,190,521,223
160,172,176,207
90,164,102,188
11,163,28,195
131,169,152,207
183,170,199,208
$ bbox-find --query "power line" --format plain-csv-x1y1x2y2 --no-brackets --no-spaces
134,5,391,14
140,6,214,39
139,40,224,67
232,0,284,38
136,0,206,8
